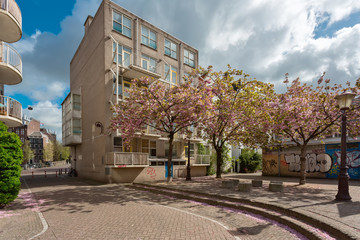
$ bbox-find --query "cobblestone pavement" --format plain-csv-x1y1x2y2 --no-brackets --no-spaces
151,173,360,239
0,172,306,240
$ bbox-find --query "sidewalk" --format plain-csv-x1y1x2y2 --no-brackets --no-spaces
150,172,360,239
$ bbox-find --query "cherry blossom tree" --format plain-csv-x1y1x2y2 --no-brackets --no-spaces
111,77,213,182
269,74,360,185
198,66,274,178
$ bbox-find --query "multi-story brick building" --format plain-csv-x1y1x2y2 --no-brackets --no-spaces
62,0,210,183
0,0,23,127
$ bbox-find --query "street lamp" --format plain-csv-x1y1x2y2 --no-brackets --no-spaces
335,91,356,201
186,131,193,181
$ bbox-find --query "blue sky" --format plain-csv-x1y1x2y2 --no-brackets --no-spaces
5,0,360,141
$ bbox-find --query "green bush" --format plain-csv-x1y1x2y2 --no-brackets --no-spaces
239,148,261,173
0,122,23,208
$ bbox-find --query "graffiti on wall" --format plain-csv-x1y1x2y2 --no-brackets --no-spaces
334,150,360,168
284,153,332,173
263,159,277,174
146,167,157,180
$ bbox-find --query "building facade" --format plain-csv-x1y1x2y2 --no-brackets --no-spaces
0,0,23,127
62,0,210,183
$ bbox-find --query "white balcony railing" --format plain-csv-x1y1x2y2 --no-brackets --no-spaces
0,0,22,28
107,152,149,166
195,155,211,165
0,95,22,120
0,42,22,74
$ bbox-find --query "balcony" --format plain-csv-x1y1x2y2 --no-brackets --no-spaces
0,0,22,42
0,95,22,127
0,42,22,85
193,155,211,165
106,152,149,167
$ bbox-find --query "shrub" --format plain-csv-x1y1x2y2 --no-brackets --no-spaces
0,122,23,208
239,148,261,173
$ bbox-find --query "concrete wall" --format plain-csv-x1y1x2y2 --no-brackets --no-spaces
109,165,207,183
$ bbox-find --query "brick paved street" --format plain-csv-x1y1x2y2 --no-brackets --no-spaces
0,171,306,240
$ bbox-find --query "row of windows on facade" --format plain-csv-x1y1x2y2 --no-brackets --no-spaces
114,137,196,158
112,10,196,67
112,43,190,85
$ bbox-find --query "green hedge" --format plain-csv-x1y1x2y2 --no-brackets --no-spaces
0,122,23,208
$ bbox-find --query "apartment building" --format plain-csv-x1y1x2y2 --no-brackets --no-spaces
0,0,23,127
62,0,210,183
9,118,55,164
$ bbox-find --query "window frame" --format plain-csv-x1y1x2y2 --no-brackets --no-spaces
164,64,178,85
141,25,157,50
184,49,195,68
141,54,157,73
165,39,177,59
112,42,132,67
112,10,132,38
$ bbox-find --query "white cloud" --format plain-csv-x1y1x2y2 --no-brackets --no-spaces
7,0,360,141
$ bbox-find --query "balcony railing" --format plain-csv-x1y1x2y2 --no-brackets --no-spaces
194,155,211,165
0,42,22,74
0,0,22,28
107,152,149,166
0,95,22,120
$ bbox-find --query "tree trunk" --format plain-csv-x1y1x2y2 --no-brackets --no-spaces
299,145,307,185
216,148,223,178
167,133,174,182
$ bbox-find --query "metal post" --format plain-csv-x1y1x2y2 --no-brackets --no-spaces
186,140,191,181
336,110,351,201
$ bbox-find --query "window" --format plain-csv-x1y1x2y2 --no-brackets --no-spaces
165,64,178,84
113,77,132,99
73,94,81,110
185,143,195,158
72,119,81,134
141,26,157,49
165,39,177,58
112,11,131,38
114,137,123,151
141,54,157,73
141,139,157,157
184,49,195,67
113,42,132,67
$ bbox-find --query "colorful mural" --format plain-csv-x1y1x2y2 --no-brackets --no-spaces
325,143,360,179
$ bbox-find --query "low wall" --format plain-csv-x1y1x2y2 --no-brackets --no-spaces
109,165,207,183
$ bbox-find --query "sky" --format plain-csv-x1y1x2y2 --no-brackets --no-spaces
6,0,360,141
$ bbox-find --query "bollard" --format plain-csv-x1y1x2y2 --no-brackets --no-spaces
32,171,34,178
56,171,57,177
45,170,47,178
65,168,67,174
61,169,62,175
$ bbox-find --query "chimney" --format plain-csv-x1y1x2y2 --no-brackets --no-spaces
84,15,94,34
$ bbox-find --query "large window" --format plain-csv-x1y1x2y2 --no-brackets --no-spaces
165,39,177,58
141,54,157,73
165,64,178,84
184,49,195,67
141,139,157,157
113,77,132,99
73,94,81,110
113,43,132,67
141,26,157,49
113,137,131,152
112,11,131,38
72,119,81,135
